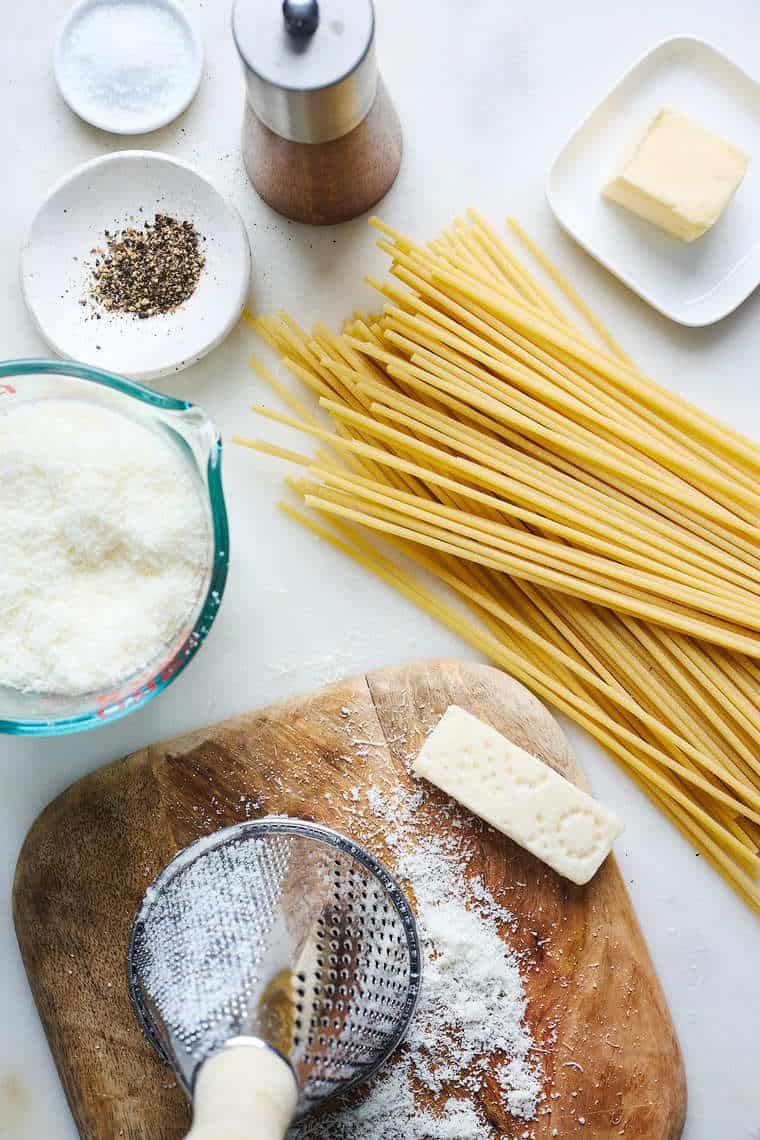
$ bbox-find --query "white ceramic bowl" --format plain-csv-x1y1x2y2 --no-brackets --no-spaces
21,151,251,381
54,0,203,135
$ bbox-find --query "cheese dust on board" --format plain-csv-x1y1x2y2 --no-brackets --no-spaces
293,775,546,1139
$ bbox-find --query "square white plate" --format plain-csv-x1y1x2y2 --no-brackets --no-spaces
547,36,760,326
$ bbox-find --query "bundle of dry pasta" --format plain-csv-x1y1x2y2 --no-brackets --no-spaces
235,209,760,913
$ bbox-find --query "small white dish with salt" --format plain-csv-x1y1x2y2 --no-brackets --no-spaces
54,0,203,135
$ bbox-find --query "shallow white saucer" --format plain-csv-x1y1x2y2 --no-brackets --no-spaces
547,37,760,327
54,0,203,135
21,151,251,382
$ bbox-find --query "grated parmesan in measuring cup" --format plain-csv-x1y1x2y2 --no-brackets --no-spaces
0,398,210,696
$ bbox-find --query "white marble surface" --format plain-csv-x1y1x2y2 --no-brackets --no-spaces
2,1,760,1137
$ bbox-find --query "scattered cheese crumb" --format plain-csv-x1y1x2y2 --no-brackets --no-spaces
296,780,545,1138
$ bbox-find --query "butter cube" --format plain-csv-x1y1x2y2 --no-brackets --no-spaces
603,106,748,242
413,706,623,885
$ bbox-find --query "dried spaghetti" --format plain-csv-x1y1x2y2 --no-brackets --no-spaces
236,210,760,913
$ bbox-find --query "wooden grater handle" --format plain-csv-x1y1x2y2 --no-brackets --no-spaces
185,1043,298,1140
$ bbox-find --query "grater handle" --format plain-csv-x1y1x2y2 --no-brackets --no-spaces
185,1043,298,1140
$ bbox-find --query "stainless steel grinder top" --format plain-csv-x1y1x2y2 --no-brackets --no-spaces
232,0,377,143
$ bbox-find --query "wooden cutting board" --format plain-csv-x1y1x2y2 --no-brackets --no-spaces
13,660,686,1140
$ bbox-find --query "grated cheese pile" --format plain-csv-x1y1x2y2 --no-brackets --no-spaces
294,783,544,1140
0,398,208,695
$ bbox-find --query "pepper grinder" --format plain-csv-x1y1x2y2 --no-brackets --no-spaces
232,0,402,225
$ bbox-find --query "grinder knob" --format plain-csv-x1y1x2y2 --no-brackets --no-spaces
282,0,319,36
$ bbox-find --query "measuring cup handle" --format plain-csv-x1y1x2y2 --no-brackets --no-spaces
185,1043,298,1140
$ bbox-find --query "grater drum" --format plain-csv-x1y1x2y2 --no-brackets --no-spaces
128,818,422,1140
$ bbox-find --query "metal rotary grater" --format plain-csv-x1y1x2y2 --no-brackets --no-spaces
127,818,422,1124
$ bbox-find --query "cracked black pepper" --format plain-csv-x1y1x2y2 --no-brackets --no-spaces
86,213,206,319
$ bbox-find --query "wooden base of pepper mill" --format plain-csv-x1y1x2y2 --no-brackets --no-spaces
242,79,403,226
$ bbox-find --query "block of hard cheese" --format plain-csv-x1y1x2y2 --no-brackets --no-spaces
603,105,748,242
414,706,623,885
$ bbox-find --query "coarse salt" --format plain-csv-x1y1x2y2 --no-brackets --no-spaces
57,0,199,132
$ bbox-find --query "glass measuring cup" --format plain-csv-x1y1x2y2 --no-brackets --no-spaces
0,359,229,736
